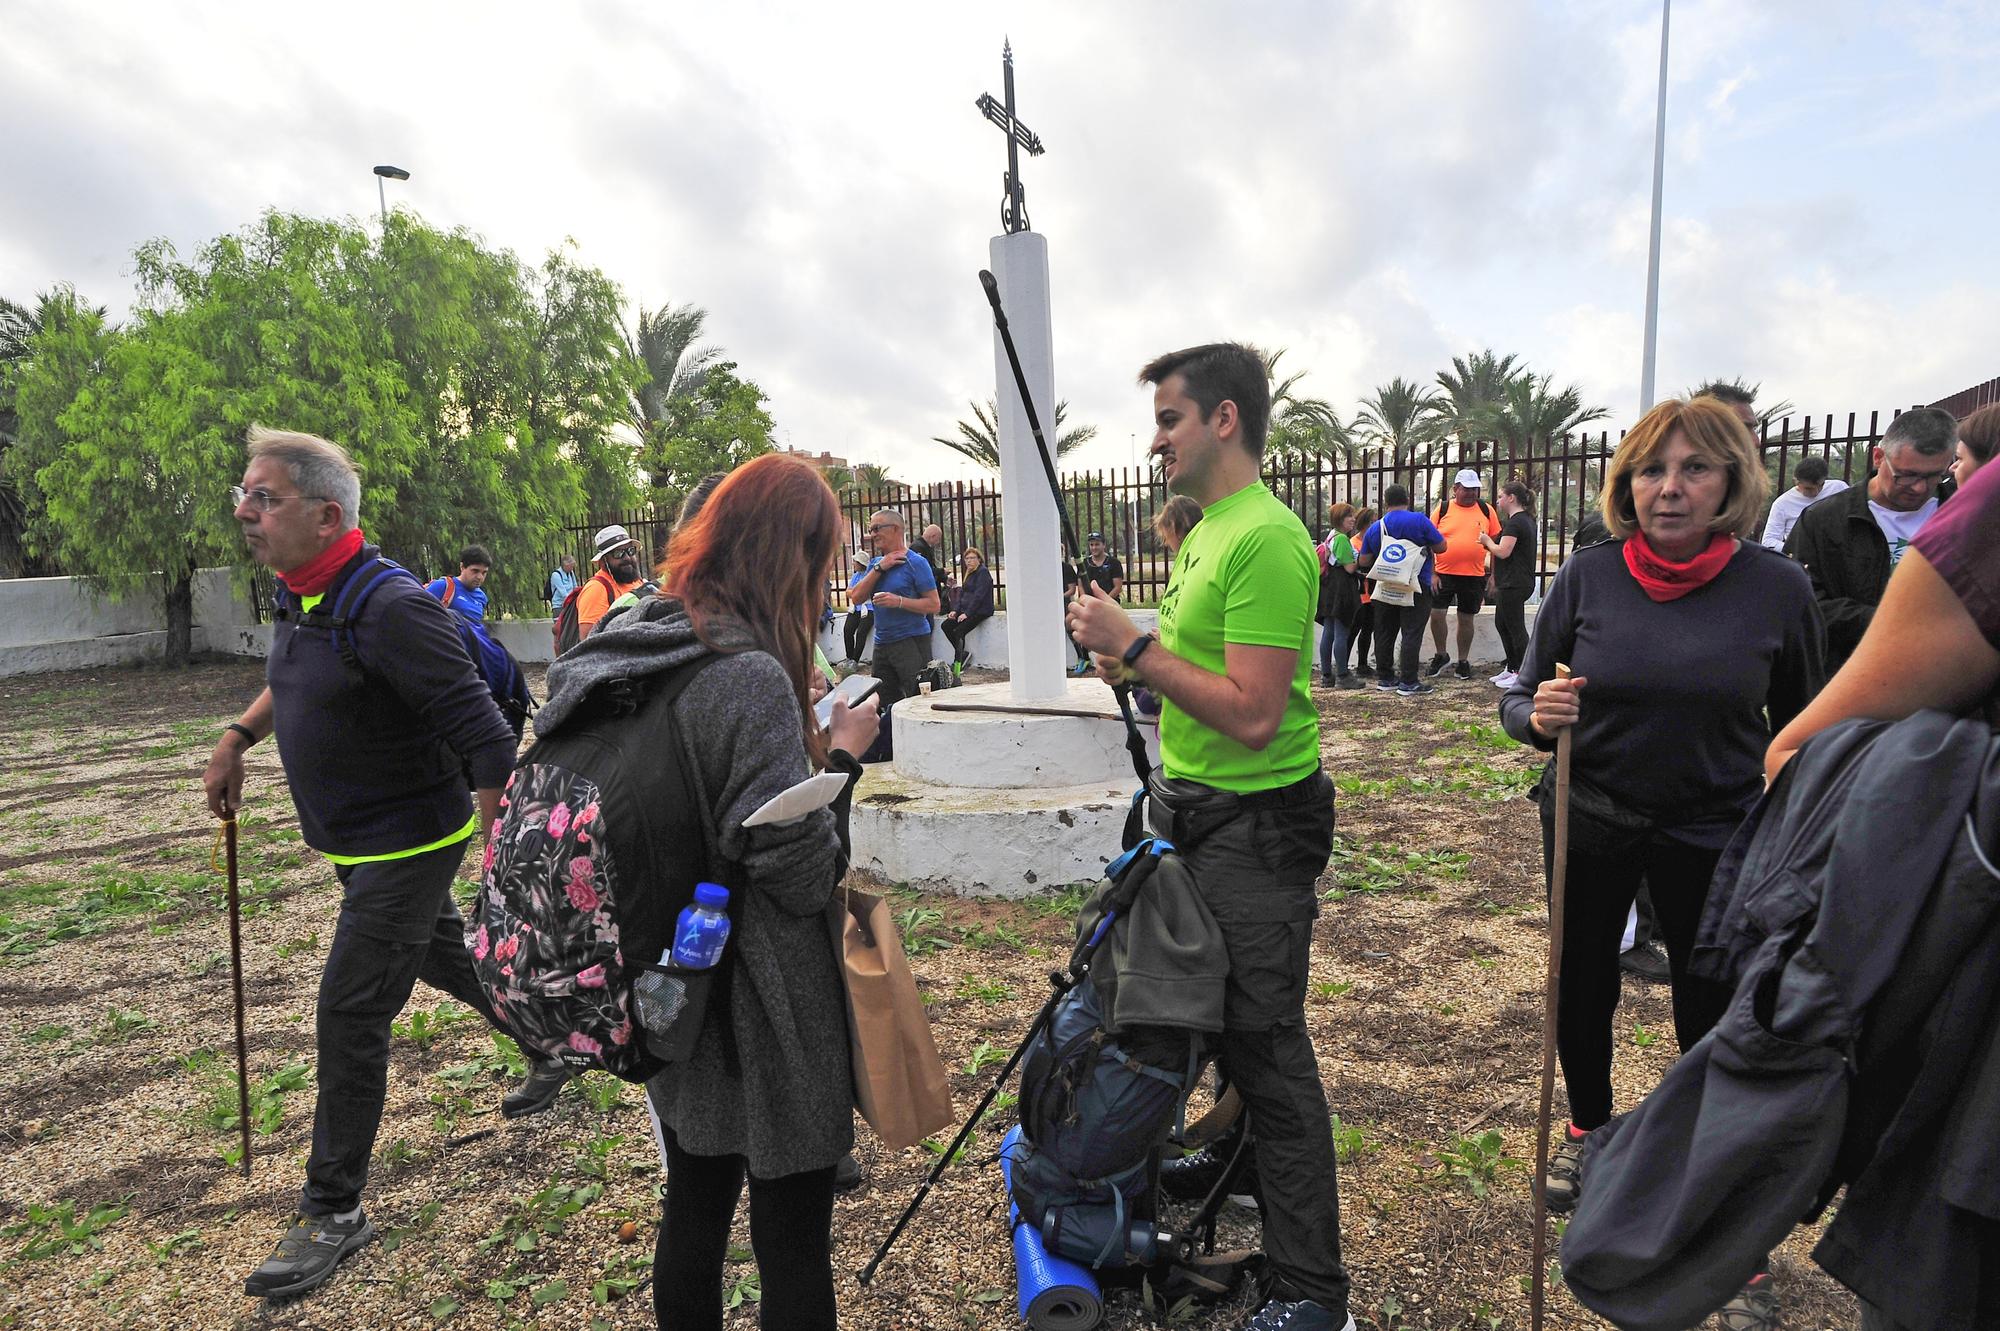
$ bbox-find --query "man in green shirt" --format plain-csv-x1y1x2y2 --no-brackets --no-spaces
1067,342,1352,1331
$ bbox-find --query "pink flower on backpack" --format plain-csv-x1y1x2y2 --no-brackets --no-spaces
481,838,496,876
610,1019,632,1046
575,802,600,830
566,857,599,912
495,933,520,963
473,924,490,961
567,1031,602,1056
576,964,606,989
546,802,573,840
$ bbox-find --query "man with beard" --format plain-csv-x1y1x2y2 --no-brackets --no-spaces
574,524,648,639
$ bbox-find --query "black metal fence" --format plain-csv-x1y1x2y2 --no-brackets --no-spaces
248,408,1901,623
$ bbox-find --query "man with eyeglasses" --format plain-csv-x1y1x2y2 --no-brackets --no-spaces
847,508,939,717
206,427,555,1301
1787,406,1959,672
573,525,648,640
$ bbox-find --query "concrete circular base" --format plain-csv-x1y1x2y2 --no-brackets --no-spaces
890,679,1156,789
848,680,1161,898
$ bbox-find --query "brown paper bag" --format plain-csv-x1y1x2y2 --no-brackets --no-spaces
841,888,954,1150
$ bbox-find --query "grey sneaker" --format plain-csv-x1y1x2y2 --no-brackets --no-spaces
502,1057,575,1119
1397,682,1436,697
243,1211,375,1299
1544,1126,1588,1214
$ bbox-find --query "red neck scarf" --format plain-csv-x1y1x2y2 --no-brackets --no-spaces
277,528,367,597
1622,530,1736,602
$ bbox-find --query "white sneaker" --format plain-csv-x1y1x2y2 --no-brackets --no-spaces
1489,671,1518,690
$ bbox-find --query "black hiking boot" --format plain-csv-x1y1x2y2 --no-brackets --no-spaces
243,1211,375,1300
833,1152,863,1193
502,1057,574,1119
1246,1297,1356,1331
1160,1139,1259,1208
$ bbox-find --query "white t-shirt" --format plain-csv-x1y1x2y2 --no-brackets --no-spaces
1868,497,1938,566
1761,479,1848,551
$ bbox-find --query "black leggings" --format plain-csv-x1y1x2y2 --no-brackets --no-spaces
941,612,990,664
1494,586,1530,671
654,1124,838,1331
1539,807,1731,1130
841,610,871,662
1344,602,1374,673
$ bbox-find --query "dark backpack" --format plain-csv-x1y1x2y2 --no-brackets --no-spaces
1006,838,1205,1269
430,578,536,737
469,656,723,1082
1436,498,1495,523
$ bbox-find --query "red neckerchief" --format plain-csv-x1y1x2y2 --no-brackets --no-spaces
1622,530,1735,602
276,528,366,597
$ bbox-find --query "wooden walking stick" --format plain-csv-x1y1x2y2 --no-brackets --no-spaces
1529,664,1573,1330
213,815,253,1178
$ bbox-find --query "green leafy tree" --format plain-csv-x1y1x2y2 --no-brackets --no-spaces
642,364,776,510
931,397,1096,472
1484,372,1611,475
1353,377,1445,484
1686,377,1797,434
821,464,854,495
850,462,898,499
1,291,108,577
627,302,723,433
1262,348,1351,462
1434,349,1526,454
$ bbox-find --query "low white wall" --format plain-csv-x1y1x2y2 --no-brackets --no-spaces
0,568,257,677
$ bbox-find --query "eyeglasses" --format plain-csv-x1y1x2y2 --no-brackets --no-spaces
1885,462,1948,489
230,486,323,513
867,523,898,534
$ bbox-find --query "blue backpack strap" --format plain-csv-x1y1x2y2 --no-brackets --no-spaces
325,557,422,672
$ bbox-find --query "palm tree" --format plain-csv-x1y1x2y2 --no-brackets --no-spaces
1435,349,1526,455
821,464,854,495
1485,373,1612,482
1263,348,1352,461
625,302,723,434
1686,377,1797,435
1353,377,1444,484
932,398,1096,472
851,462,898,499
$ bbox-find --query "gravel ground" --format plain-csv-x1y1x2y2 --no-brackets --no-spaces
0,658,1862,1330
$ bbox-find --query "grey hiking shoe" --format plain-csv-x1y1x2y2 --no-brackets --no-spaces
1544,1126,1588,1214
243,1211,375,1299
502,1057,575,1119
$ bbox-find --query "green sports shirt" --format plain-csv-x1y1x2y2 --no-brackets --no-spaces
1155,481,1320,792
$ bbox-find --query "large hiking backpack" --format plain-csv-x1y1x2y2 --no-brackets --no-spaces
431,579,536,737
551,571,610,656
468,656,723,1082
1006,838,1206,1270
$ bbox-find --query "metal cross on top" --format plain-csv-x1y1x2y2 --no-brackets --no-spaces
975,40,1046,234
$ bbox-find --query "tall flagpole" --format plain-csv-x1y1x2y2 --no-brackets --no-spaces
1638,0,1671,412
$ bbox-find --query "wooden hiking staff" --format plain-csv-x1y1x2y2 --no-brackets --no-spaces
1529,663,1573,1330
212,816,252,1179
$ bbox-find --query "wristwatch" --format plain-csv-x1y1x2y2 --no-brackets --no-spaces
1121,635,1152,669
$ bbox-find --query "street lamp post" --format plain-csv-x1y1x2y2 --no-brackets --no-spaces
1638,0,1671,412
372,164,411,224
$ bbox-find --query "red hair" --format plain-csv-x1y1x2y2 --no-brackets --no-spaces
663,454,842,763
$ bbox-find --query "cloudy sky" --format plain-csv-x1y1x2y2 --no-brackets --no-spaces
6,1,1998,477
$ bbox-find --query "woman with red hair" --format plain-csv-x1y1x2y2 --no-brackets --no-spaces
535,453,878,1331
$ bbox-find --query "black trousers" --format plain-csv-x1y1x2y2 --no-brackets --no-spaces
1494,584,1531,672
1371,591,1432,685
1538,806,1732,1130
1344,602,1374,674
871,634,930,709
841,610,872,663
303,838,501,1216
1154,775,1350,1314
940,612,990,665
653,1123,838,1331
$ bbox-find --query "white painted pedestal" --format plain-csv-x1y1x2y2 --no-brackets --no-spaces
848,680,1160,898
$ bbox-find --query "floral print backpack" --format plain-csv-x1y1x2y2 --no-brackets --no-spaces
469,658,725,1082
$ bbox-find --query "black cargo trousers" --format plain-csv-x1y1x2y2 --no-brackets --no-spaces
1148,768,1348,1315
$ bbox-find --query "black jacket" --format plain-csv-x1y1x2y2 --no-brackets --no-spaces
1560,711,2000,1331
953,565,994,621
1784,481,1890,669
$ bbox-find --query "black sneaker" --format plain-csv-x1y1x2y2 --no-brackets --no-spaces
1619,939,1671,985
1373,678,1400,692
1454,660,1472,680
1159,1141,1258,1204
1246,1297,1355,1331
1424,652,1450,677
833,1152,863,1193
1335,674,1365,691
502,1057,575,1119
1397,682,1436,697
243,1211,375,1299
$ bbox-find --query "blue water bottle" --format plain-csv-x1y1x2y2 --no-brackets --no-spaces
670,882,731,969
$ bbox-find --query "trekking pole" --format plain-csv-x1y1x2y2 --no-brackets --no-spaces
857,905,1123,1286
212,815,253,1179
1529,663,1573,1330
978,270,1151,786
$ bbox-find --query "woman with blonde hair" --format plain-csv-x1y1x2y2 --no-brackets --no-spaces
1499,395,1824,1307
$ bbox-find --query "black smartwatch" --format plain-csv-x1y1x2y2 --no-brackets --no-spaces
225,722,257,748
1121,635,1152,670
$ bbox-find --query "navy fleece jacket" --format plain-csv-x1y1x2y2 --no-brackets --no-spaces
267,546,518,856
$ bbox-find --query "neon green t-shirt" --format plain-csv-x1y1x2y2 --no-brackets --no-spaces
1156,482,1320,792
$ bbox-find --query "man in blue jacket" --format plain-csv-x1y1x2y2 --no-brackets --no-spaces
203,428,561,1301
847,507,940,709
1357,485,1448,696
